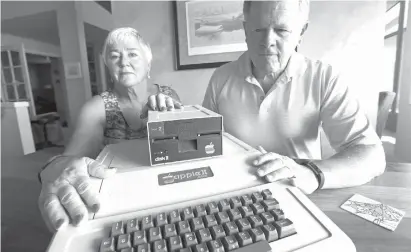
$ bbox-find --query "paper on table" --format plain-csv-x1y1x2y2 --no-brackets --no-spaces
340,194,405,231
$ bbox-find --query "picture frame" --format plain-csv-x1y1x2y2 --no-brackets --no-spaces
64,62,82,79
173,0,247,70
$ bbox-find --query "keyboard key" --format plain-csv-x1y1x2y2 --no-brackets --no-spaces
194,204,207,217
261,224,279,242
168,236,183,251
240,195,253,206
133,230,147,246
210,225,226,240
222,235,239,251
196,228,212,243
156,212,168,227
230,241,271,252
236,218,251,232
227,208,242,221
261,199,280,211
120,248,134,252
194,243,209,252
223,221,239,236
204,214,218,228
148,227,162,242
238,206,253,218
153,239,167,252
248,215,264,228
126,218,139,234
261,189,273,200
249,227,266,242
179,248,192,252
183,232,198,247
169,210,182,224
260,212,275,225
270,209,285,221
235,231,252,247
206,202,219,215
141,215,154,230
163,223,178,238
251,192,264,203
182,207,195,220
229,197,242,209
100,237,115,252
190,217,205,231
218,199,231,212
250,203,265,215
117,234,132,250
215,211,230,224
177,220,191,235
273,219,296,238
136,243,150,252
111,221,124,237
207,239,225,252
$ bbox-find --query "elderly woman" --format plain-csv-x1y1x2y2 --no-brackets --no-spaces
38,27,181,232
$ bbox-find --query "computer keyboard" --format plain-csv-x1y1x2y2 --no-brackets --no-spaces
46,182,355,252
100,188,294,252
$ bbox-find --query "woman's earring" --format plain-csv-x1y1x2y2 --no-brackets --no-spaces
147,71,151,79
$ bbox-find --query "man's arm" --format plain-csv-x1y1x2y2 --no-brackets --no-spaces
313,71,385,189
64,96,105,159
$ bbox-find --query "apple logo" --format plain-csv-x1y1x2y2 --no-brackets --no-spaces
205,142,215,154
162,173,174,184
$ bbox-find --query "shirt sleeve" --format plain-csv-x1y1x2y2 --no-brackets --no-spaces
320,68,381,152
202,72,220,113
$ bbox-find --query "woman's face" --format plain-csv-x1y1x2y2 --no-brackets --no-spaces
106,37,150,88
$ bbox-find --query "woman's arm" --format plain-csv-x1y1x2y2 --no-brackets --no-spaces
63,95,106,159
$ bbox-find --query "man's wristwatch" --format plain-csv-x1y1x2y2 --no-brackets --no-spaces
294,159,325,190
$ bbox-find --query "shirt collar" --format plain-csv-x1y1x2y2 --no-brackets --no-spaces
240,51,306,85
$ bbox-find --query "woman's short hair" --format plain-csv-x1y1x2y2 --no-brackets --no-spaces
102,27,153,67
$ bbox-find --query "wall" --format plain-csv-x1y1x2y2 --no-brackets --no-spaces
111,1,385,126
395,3,411,162
1,102,36,158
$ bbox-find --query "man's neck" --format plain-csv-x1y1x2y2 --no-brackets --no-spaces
252,64,285,93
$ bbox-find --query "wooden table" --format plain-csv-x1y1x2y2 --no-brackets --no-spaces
308,162,411,252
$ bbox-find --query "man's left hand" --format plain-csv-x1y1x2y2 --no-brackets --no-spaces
254,146,319,194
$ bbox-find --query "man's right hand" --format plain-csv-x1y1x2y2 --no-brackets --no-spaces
38,156,116,232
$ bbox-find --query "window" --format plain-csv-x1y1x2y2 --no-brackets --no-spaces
1,50,28,102
384,1,409,113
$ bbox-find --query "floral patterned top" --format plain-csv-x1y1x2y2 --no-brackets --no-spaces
99,85,180,145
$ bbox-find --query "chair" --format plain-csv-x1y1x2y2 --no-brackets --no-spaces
376,91,396,138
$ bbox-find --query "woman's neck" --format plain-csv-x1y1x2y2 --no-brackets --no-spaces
114,79,150,104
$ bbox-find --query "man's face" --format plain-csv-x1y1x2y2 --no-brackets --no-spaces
244,1,307,76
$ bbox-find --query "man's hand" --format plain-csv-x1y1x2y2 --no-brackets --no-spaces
38,156,116,232
253,146,319,194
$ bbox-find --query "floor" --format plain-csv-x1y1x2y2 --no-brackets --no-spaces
0,130,407,251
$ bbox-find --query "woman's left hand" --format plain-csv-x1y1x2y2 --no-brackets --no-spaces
254,146,319,194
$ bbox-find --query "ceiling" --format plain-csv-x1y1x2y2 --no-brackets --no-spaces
1,11,60,45
1,10,109,48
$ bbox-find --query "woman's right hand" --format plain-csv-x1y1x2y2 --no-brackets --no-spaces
38,156,116,232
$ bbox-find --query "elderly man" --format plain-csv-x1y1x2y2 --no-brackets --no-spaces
202,0,385,194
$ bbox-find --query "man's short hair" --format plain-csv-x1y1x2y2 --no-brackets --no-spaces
243,0,310,24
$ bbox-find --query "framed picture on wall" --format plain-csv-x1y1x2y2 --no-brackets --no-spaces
64,62,82,79
173,0,247,70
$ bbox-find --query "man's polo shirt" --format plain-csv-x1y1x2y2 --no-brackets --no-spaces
202,52,380,159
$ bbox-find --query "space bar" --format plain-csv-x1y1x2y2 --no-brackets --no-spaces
232,241,272,252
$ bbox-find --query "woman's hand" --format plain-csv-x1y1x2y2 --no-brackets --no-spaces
253,146,319,194
38,156,116,232
141,93,183,118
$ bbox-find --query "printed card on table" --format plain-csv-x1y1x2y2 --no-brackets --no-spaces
340,194,405,231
